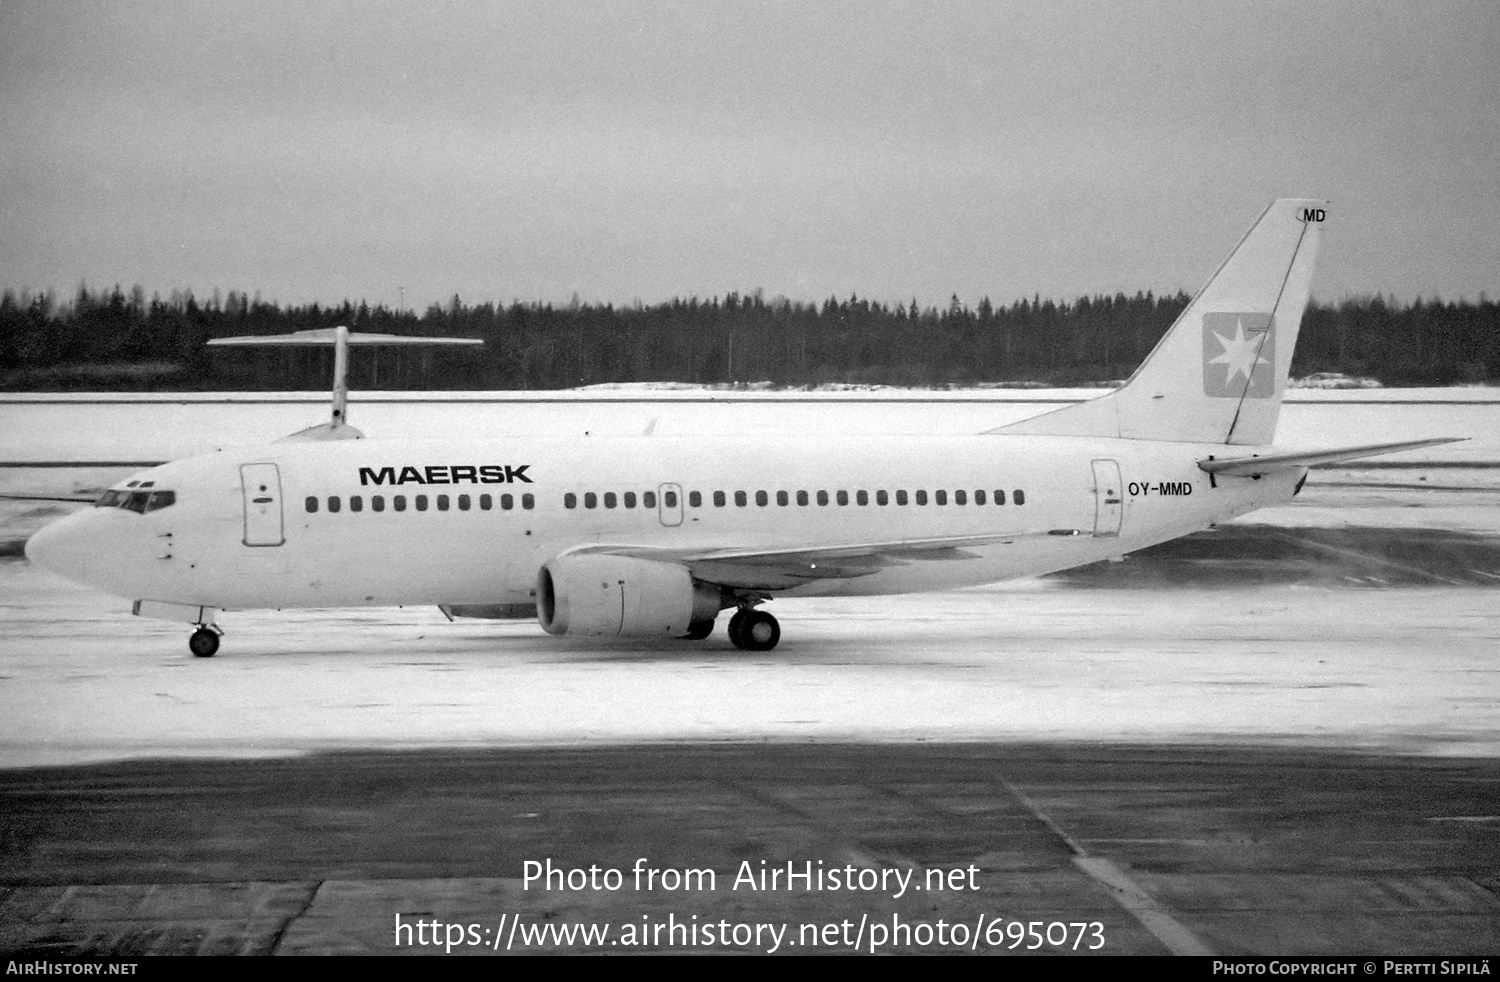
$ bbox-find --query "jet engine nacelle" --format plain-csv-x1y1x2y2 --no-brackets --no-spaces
537,554,721,637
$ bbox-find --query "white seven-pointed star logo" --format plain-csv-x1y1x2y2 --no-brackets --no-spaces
1206,316,1269,383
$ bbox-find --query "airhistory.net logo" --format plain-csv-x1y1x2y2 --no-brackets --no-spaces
1202,312,1274,398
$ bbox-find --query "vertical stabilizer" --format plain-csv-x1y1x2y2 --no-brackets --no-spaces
998,199,1324,445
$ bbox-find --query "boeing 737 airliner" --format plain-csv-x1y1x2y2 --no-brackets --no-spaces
24,200,1456,655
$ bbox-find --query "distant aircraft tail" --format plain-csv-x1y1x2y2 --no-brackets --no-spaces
207,326,483,441
997,198,1325,445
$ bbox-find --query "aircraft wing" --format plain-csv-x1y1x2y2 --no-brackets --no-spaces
1198,438,1465,477
565,531,1056,591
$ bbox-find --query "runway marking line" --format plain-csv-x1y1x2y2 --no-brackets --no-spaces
1267,529,1471,586
267,880,323,956
998,778,1214,957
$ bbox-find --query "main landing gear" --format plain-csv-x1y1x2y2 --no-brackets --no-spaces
682,619,716,640
727,607,780,652
188,625,221,658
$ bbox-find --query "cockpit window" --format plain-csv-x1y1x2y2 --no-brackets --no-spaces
95,488,176,513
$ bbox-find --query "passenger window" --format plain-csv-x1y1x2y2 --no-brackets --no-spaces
735,491,747,507
305,496,318,514
755,490,768,507
713,491,726,507
415,495,428,512
604,492,617,509
935,490,947,506
328,496,341,513
836,490,848,506
373,495,385,512
876,490,888,506
522,494,534,510
457,494,470,511
975,490,986,505
500,494,511,510
350,495,363,512
436,494,450,511
686,491,699,508
776,490,788,506
644,491,657,508
955,490,967,505
664,491,678,507
394,495,407,512
480,494,493,511
817,491,829,506
627,492,639,509
916,490,928,506
584,493,597,509
896,490,908,505
856,490,868,506
994,490,1006,505
796,490,809,506
1014,489,1026,505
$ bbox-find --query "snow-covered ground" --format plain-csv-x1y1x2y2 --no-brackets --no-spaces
3,562,1497,768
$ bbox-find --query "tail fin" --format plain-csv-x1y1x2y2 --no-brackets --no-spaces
998,198,1325,445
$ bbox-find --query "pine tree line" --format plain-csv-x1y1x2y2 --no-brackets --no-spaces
1,285,1495,390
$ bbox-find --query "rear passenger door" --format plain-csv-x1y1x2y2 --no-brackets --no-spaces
1091,459,1123,538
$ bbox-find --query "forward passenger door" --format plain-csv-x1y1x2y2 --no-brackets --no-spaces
240,463,285,546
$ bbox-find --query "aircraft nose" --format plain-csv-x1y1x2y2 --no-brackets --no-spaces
24,517,60,567
25,511,100,583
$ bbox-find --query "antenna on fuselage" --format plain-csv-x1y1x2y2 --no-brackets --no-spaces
206,325,483,441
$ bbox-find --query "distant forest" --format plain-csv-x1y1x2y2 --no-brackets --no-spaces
1,285,1496,390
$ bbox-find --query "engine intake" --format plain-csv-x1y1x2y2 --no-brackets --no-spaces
537,554,721,637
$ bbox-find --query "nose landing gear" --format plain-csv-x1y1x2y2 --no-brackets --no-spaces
188,625,221,658
727,607,780,651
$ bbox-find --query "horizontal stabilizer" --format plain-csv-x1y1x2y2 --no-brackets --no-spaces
206,329,483,347
1198,438,1465,477
207,325,483,438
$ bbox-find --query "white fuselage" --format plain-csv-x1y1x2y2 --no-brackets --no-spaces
28,433,1301,613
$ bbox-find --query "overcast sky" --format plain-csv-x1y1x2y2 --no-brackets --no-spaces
2,1,1496,311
